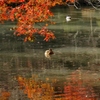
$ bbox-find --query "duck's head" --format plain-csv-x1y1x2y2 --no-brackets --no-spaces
49,48,54,55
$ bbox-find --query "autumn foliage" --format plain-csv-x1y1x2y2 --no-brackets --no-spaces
0,91,10,100
0,0,75,42
17,75,54,99
17,71,99,100
64,71,98,100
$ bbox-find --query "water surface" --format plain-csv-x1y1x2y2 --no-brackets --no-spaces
0,6,100,99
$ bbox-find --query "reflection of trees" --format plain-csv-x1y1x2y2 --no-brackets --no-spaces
85,0,100,10
66,0,81,9
68,0,100,10
17,71,99,100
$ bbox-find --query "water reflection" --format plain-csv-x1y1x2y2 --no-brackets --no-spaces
0,7,100,99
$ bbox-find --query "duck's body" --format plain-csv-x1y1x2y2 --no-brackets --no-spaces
44,49,54,59
66,16,71,22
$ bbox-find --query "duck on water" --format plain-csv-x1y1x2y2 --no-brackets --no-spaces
44,48,54,59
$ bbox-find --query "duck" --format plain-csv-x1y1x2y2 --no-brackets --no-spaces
10,27,16,31
66,16,71,22
44,48,54,59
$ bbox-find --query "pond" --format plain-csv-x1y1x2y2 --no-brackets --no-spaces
0,6,100,100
